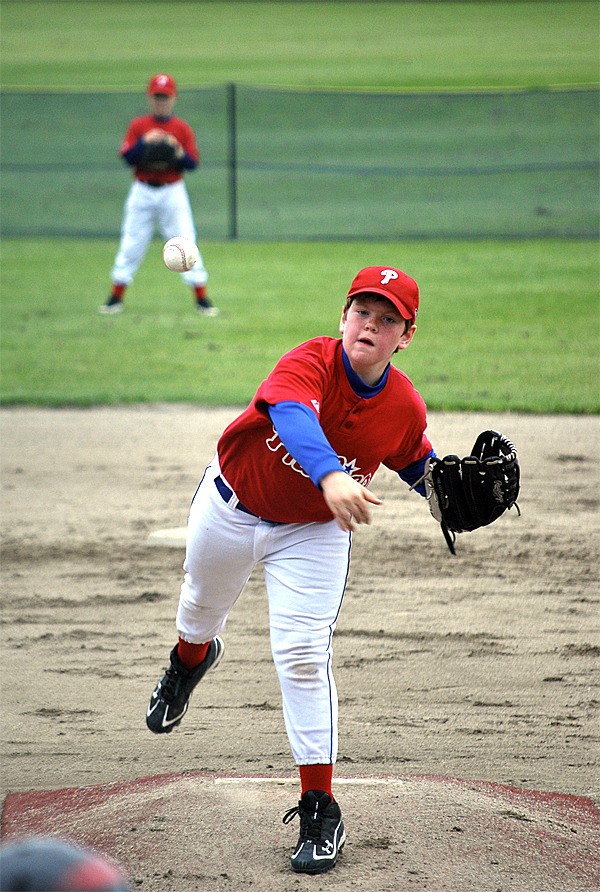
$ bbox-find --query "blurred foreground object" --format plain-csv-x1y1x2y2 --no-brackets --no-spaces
0,836,131,891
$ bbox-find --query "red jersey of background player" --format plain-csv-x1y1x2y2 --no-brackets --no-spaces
120,115,199,185
217,336,433,524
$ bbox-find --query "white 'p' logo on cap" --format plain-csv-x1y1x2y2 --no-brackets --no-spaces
380,269,399,286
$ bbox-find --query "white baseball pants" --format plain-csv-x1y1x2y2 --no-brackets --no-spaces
111,180,208,287
176,458,352,766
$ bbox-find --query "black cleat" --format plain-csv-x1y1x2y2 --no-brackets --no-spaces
146,637,224,734
196,297,219,316
99,295,124,315
283,789,345,874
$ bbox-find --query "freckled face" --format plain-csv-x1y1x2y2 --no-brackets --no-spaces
340,295,416,384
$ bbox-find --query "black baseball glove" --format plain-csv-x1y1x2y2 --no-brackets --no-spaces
423,430,521,554
139,139,179,171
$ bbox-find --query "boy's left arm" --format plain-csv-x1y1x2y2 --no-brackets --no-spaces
397,449,437,497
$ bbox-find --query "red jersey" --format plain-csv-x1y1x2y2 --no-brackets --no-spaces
120,114,199,185
218,337,432,524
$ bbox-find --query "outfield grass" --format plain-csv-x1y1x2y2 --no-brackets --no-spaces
1,2,597,91
1,2,597,413
1,239,597,413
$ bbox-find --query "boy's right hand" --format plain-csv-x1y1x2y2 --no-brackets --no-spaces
320,470,382,532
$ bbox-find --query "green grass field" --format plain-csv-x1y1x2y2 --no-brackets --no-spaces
1,2,598,412
1,1,597,90
1,238,597,413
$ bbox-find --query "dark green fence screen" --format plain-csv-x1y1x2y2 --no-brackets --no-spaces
1,85,597,240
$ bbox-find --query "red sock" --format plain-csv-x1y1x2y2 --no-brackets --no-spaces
299,764,333,798
194,285,207,300
177,637,210,669
112,283,126,299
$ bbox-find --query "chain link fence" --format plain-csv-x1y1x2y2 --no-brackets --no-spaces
1,85,597,240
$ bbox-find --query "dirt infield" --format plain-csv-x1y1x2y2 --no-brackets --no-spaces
1,407,599,889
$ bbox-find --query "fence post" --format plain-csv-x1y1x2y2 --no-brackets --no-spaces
226,82,238,240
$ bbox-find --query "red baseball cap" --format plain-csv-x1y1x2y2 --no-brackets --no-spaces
346,266,420,321
147,73,177,96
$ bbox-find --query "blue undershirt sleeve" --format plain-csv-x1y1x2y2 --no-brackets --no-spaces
122,140,145,166
267,401,344,489
180,153,198,170
397,449,436,497
269,401,436,497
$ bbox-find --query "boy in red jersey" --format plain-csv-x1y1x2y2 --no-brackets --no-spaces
146,266,435,873
100,74,218,316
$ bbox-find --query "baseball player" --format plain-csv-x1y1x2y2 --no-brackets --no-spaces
146,266,436,874
100,73,218,316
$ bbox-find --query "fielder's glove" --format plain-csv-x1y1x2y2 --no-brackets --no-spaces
423,430,521,554
139,139,179,171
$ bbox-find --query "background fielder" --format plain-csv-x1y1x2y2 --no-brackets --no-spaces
100,73,218,317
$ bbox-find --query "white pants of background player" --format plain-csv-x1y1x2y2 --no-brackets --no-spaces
176,458,352,766
111,180,208,288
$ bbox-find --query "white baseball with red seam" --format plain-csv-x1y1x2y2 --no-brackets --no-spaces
162,237,199,272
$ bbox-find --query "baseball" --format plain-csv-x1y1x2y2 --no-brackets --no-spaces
163,237,199,272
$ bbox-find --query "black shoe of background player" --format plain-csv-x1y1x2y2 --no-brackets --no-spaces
99,295,124,315
196,296,220,316
283,790,346,874
146,637,224,734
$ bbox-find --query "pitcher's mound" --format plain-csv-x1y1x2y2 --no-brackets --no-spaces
2,773,599,891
